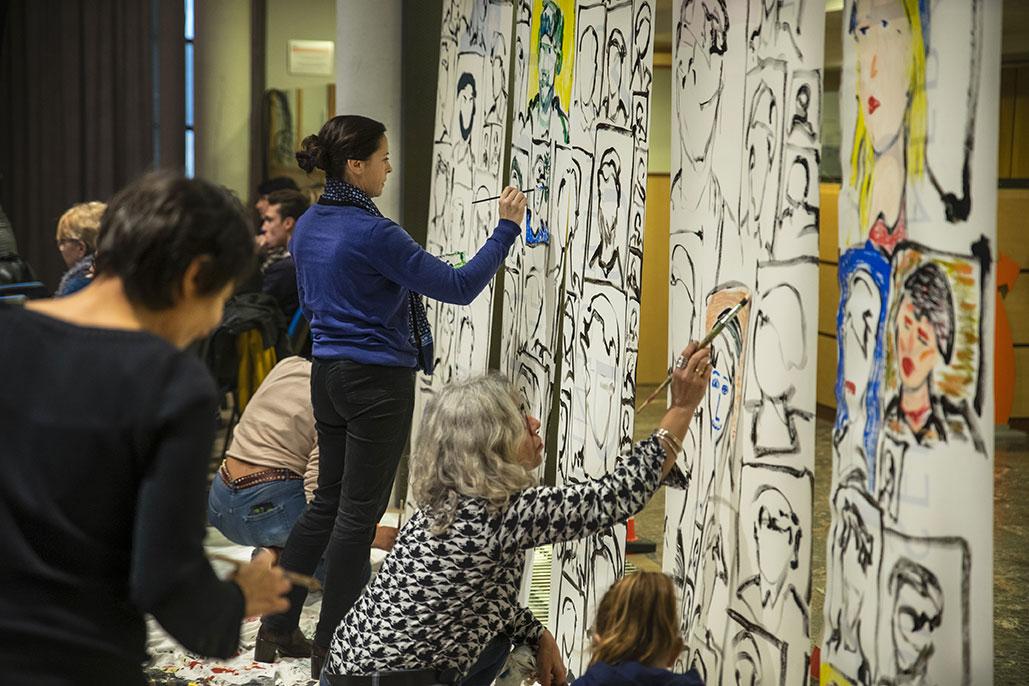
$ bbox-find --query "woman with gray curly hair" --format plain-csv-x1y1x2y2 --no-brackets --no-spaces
318,342,712,686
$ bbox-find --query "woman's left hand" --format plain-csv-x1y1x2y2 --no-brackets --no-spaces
535,629,568,686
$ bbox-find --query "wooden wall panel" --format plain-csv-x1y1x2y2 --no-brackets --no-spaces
1012,66,1029,178
818,263,839,337
816,335,838,408
638,174,671,385
999,66,1016,178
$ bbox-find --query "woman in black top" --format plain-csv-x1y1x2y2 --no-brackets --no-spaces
0,172,292,685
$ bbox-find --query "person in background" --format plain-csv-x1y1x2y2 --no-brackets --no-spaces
258,188,309,320
55,200,105,296
0,171,291,685
208,355,398,563
572,572,703,686
0,173,18,257
256,176,300,218
257,113,527,679
319,341,711,686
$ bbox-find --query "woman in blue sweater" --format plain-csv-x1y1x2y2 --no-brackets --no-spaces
257,114,527,676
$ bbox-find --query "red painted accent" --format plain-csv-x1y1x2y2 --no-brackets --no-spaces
868,95,881,114
902,357,914,377
844,380,856,395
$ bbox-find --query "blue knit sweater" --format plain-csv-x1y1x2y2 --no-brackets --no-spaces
291,200,518,367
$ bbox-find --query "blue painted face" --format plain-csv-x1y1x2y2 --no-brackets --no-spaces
709,368,732,433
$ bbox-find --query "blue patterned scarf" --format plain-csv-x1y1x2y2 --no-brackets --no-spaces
323,178,435,374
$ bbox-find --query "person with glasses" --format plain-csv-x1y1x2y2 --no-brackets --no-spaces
55,200,105,296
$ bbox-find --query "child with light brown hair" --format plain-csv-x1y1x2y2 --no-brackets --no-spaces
573,572,703,686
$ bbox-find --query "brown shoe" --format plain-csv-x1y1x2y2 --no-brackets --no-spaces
254,624,313,662
311,642,329,679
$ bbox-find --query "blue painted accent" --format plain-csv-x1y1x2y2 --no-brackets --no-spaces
525,208,550,245
835,243,891,489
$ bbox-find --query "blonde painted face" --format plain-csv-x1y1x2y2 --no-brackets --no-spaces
853,0,914,154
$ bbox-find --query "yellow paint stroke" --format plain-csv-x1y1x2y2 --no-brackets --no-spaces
820,663,856,686
526,0,576,110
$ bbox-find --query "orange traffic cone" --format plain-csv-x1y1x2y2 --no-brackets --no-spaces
625,516,656,554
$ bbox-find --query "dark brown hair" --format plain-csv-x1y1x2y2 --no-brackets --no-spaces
591,572,684,668
265,189,310,222
295,115,386,180
94,171,253,310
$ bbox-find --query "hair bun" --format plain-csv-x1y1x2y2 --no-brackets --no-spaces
296,134,323,173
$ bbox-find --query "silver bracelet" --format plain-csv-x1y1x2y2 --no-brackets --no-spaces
653,428,684,455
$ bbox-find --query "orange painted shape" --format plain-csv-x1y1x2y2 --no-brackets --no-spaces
996,252,1020,424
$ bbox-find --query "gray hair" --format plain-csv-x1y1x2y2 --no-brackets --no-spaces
411,374,538,534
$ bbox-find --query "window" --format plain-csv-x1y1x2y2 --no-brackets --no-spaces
185,0,195,177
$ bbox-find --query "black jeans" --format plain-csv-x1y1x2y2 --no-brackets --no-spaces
264,359,415,647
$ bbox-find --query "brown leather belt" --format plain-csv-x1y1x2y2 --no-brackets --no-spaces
219,462,302,490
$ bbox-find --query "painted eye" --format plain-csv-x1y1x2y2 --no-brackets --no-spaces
881,19,889,28
859,25,869,36
711,378,718,389
721,384,729,395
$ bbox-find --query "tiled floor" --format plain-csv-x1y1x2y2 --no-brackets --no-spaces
629,385,1029,683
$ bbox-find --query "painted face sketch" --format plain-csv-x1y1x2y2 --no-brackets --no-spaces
791,83,816,140
631,3,653,93
589,148,624,281
578,292,622,472
777,152,819,252
744,78,782,248
753,487,801,605
669,243,698,338
465,0,489,48
575,25,601,126
431,154,452,229
849,0,927,250
703,285,750,478
886,262,955,444
888,558,944,685
486,36,509,126
456,72,477,144
528,147,552,244
826,485,880,680
751,284,809,455
604,29,629,124
675,0,728,167
436,41,457,143
842,270,880,428
530,0,570,144
730,631,762,686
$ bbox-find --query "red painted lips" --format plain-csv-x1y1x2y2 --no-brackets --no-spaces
902,357,914,377
868,96,881,115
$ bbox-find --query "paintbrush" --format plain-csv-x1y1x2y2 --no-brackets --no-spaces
634,297,750,414
209,553,323,592
471,184,543,204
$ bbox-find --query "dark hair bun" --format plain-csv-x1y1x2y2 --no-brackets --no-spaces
296,134,324,173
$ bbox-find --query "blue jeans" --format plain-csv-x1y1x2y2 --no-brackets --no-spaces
207,476,307,550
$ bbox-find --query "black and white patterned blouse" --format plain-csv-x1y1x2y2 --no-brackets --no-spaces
324,436,688,680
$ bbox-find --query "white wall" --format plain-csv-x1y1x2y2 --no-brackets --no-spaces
195,0,252,200
266,0,336,91
335,0,404,221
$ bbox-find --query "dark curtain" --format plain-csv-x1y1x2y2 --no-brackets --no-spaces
0,0,184,289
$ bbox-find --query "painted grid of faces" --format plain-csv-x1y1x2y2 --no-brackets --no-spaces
822,1,998,685
501,0,656,675
419,0,515,434
662,0,825,684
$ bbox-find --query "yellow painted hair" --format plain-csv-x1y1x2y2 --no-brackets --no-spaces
850,0,927,231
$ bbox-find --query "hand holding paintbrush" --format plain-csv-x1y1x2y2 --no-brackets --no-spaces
635,297,748,414
209,550,312,618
